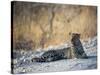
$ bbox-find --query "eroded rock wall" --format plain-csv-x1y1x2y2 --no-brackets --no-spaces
12,2,97,50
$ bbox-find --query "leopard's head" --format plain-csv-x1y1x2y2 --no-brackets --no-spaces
69,32,80,39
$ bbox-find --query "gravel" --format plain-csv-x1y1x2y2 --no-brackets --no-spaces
12,36,97,74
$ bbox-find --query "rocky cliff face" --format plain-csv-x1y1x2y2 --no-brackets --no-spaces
12,1,97,50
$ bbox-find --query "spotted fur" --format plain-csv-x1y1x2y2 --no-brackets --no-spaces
31,33,88,62
71,33,88,58
31,47,72,62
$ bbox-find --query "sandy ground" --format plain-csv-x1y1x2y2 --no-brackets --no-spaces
12,36,97,74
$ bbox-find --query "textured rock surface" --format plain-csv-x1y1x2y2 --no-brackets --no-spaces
12,2,97,50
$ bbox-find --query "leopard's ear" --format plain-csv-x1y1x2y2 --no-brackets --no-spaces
77,33,80,38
